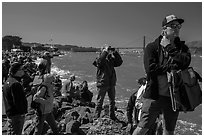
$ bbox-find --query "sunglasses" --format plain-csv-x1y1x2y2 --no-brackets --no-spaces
164,24,182,29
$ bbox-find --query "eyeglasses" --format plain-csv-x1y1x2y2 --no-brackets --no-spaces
165,24,182,29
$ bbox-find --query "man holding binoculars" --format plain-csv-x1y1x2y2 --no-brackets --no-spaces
93,45,123,120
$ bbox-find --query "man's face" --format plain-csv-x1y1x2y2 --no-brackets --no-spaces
71,76,75,81
163,21,182,38
15,66,25,78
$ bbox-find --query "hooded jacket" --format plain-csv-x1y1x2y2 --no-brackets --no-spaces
3,76,28,117
93,50,123,87
143,36,191,100
33,74,55,114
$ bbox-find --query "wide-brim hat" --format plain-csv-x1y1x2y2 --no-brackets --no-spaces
9,62,23,76
162,14,184,27
44,51,50,55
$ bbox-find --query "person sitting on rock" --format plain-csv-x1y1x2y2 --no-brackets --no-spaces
65,111,85,135
79,80,93,103
61,75,76,103
53,75,62,97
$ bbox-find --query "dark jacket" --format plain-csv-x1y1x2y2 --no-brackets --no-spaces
22,72,34,88
3,77,28,117
38,59,47,75
143,36,191,100
2,59,10,76
93,51,123,87
80,88,93,102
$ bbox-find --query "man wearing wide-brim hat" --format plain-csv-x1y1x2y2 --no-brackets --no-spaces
3,62,28,134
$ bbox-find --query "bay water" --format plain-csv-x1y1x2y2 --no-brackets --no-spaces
2,51,202,134
51,51,202,134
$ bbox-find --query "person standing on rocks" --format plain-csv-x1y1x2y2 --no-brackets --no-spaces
33,74,59,135
93,45,123,120
38,51,53,75
126,77,147,134
3,62,28,135
133,14,191,135
43,51,53,74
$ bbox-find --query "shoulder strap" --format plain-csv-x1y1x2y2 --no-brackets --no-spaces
189,67,202,82
38,85,49,98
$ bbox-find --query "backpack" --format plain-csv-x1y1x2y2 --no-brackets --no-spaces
31,84,48,116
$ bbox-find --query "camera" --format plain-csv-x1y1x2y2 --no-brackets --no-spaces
108,46,115,51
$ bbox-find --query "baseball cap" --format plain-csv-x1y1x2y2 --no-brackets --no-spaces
162,14,184,27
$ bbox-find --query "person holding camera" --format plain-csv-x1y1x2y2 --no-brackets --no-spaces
133,14,191,135
93,45,123,120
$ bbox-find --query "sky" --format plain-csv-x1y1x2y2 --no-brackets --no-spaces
2,1,202,48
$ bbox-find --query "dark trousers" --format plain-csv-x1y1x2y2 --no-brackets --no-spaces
95,86,116,118
7,114,25,135
133,96,179,134
34,112,59,135
46,64,51,73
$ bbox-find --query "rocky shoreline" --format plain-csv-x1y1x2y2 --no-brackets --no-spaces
2,95,202,135
2,51,202,135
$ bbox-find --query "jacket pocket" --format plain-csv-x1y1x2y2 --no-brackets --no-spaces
141,98,156,113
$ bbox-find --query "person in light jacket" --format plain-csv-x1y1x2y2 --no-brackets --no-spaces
33,74,59,134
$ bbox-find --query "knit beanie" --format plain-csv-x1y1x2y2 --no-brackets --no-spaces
9,62,22,76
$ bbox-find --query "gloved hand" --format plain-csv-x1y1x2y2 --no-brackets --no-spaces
126,123,133,134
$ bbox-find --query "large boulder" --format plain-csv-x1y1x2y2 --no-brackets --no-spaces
87,117,127,135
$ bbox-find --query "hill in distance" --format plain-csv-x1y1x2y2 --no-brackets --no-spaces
186,40,202,48
185,40,202,55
